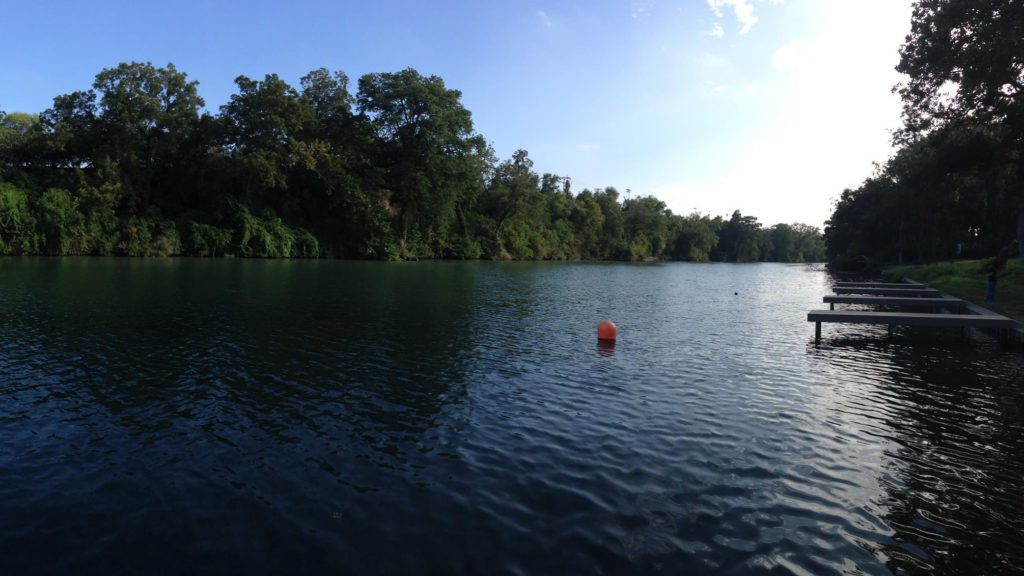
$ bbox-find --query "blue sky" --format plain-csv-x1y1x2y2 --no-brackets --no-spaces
0,0,912,228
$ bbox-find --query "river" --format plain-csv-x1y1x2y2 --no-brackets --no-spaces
1,259,1022,574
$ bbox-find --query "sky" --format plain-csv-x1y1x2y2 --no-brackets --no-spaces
0,0,914,228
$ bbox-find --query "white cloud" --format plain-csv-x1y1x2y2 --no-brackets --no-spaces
537,10,553,29
577,143,601,152
771,38,806,71
658,0,914,227
706,0,784,35
710,23,725,38
707,0,758,34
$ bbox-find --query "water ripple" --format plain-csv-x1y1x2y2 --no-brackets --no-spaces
0,260,1022,574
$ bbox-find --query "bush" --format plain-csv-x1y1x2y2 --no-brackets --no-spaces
292,229,320,258
36,188,87,255
230,200,319,258
189,222,233,257
0,182,40,254
84,208,119,255
116,214,182,257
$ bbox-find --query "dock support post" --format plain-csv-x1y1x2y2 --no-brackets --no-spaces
830,303,834,310
815,322,821,345
887,324,894,338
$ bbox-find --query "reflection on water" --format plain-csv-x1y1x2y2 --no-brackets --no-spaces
0,259,1022,575
597,340,616,357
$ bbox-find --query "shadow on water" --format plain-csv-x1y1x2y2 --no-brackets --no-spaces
812,331,1024,574
871,350,1024,574
0,258,486,574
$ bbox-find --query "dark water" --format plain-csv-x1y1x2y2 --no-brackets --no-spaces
1,259,1023,575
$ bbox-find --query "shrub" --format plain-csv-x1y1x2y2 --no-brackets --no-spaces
36,188,87,255
0,182,40,254
189,222,233,257
230,200,319,258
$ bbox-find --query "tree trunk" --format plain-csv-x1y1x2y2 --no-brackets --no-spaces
1017,204,1024,257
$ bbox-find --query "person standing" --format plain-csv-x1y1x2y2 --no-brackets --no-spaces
986,266,998,301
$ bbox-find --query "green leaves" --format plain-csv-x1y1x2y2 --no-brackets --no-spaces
897,0,1024,135
1,61,825,261
357,68,484,256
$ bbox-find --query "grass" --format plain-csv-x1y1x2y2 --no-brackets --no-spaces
885,258,1024,321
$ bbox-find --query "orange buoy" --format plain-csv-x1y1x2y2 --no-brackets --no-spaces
597,320,618,341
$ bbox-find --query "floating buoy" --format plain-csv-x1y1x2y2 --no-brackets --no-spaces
597,320,618,341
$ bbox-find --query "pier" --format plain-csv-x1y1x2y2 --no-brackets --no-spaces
833,281,923,288
809,281,1014,344
832,287,941,297
823,294,965,311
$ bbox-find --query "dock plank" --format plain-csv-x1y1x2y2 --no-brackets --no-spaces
823,295,964,311
833,282,924,288
807,309,1013,343
833,287,941,297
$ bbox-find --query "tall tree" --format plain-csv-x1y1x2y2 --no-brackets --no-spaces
357,68,486,257
220,73,312,212
896,0,1024,245
91,62,205,212
476,149,540,257
717,210,763,262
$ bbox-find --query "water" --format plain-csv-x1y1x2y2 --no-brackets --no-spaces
1,259,1022,575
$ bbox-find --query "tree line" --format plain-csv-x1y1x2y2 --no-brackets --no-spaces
825,0,1023,269
0,62,824,261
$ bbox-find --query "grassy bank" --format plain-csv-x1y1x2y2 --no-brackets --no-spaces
885,258,1024,321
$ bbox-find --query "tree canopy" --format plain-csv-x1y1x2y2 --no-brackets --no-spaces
826,0,1023,268
0,62,824,262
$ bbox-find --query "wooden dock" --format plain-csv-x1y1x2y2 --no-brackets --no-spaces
823,295,965,311
810,280,1014,344
809,310,1013,344
833,281,923,288
833,287,941,297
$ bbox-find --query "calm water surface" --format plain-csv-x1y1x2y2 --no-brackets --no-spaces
1,259,1022,575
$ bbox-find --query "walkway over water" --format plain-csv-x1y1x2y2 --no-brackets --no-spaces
810,280,1013,344
823,295,965,311
832,286,941,297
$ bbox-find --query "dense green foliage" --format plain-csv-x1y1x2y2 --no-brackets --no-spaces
825,0,1023,268
1,62,824,261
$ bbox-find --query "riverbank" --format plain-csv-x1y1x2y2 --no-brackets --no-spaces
885,258,1024,321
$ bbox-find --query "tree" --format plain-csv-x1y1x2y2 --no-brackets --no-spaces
38,90,98,173
357,68,486,257
716,210,763,262
791,223,826,262
92,62,205,212
622,195,671,260
293,68,387,257
221,73,312,211
476,149,540,257
897,0,1024,244
671,213,719,261
571,189,605,259
0,111,40,182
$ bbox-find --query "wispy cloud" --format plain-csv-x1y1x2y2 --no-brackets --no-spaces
709,23,724,38
577,143,600,152
659,1,913,228
536,10,553,29
707,0,779,35
630,1,651,20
